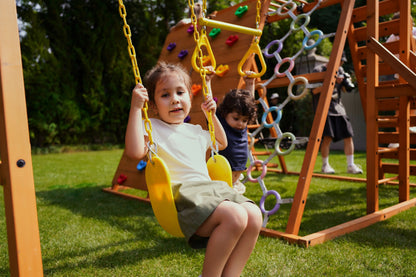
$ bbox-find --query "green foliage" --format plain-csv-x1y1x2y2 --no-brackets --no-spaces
16,0,413,146
18,0,183,147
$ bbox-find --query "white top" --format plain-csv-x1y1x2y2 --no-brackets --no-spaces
144,118,212,184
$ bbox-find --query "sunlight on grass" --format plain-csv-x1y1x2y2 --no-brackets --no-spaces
1,148,415,276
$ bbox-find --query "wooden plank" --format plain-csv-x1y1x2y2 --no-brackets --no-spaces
351,0,398,23
366,0,380,214
375,83,416,98
398,95,410,201
261,198,416,247
367,37,416,89
0,0,44,275
352,20,400,43
381,163,416,176
303,198,416,246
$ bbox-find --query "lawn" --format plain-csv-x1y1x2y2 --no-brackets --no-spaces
1,148,415,276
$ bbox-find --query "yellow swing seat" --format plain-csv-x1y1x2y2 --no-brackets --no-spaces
146,153,232,238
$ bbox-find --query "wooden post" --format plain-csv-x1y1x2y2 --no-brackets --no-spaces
285,0,356,235
365,0,379,214
0,1,44,275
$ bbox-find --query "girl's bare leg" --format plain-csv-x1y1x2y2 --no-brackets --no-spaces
196,201,262,277
222,202,262,276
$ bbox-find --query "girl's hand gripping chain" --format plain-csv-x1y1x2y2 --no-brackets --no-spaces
131,83,149,109
125,83,149,161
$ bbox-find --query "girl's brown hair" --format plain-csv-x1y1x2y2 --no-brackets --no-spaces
144,61,192,103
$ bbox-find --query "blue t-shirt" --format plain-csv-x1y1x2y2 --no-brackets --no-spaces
217,113,248,171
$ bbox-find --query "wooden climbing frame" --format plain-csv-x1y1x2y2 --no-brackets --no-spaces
108,0,416,247
260,0,416,246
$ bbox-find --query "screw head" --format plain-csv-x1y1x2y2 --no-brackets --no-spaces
17,159,26,168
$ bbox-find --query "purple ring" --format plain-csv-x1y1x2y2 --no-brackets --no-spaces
263,40,283,58
259,190,281,215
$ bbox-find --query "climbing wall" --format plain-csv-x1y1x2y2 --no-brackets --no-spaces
107,0,270,197
158,0,268,126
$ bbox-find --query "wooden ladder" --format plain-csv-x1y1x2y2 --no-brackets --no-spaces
347,0,416,212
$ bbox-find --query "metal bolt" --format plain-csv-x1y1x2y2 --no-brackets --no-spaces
17,159,26,168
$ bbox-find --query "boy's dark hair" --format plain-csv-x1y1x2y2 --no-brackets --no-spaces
217,89,257,123
144,61,192,103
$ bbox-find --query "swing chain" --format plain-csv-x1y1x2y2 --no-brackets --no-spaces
118,0,155,155
255,0,261,41
189,0,217,150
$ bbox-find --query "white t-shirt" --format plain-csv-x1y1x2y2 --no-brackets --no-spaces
144,118,212,184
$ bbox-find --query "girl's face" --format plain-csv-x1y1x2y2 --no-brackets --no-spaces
225,111,249,130
154,72,191,124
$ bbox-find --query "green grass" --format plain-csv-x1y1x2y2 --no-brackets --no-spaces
1,148,416,276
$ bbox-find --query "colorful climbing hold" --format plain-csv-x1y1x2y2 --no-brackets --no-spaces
178,50,188,59
117,174,127,184
226,35,239,46
136,160,147,171
191,84,202,96
235,5,248,17
215,64,230,77
209,28,221,38
167,42,176,51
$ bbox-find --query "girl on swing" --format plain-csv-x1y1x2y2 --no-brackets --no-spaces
125,61,262,277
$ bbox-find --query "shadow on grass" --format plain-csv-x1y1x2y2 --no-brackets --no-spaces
35,185,198,275
253,173,416,249
33,179,416,275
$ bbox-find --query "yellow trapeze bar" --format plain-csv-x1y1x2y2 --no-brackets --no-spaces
199,18,262,37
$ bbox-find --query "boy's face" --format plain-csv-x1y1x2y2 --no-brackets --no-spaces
225,111,249,130
154,72,191,124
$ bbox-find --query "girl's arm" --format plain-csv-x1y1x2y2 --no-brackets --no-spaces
201,67,228,150
201,96,228,151
125,83,149,160
244,71,256,97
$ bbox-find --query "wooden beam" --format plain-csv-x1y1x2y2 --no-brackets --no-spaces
0,0,44,275
285,0,356,236
367,37,416,89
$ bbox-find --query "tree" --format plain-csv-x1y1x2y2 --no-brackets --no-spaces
17,0,186,147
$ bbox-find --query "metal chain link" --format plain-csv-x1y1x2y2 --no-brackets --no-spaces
118,0,154,150
188,0,217,151
255,0,261,42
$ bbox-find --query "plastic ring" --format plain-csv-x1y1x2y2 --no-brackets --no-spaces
277,2,296,16
247,160,267,183
303,30,323,50
274,57,294,77
262,107,282,128
290,14,310,31
259,190,281,215
262,40,283,58
288,76,309,100
274,132,296,156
